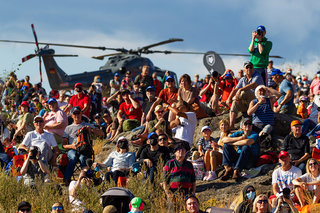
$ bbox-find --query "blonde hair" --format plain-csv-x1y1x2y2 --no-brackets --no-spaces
93,75,101,83
219,118,230,138
252,194,271,212
306,158,320,175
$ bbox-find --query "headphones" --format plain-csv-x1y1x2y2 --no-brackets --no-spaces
129,201,145,211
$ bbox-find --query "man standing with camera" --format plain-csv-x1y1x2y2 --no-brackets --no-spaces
248,25,272,86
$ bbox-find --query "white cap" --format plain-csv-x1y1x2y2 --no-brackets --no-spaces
314,95,320,108
117,136,128,142
201,126,211,132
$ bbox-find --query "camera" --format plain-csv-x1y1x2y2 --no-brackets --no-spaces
282,187,290,199
257,30,262,36
29,146,39,160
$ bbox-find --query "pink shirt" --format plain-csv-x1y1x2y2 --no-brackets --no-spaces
310,78,320,95
44,109,68,136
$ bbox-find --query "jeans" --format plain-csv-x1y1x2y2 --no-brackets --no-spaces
0,153,10,166
64,149,87,181
222,144,257,171
254,68,267,86
302,119,317,136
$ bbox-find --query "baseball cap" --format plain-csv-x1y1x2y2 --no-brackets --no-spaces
243,61,253,67
224,73,233,79
18,201,31,211
317,71,320,74
314,95,320,107
299,96,308,102
102,97,107,102
165,75,174,82
126,70,131,75
131,197,143,208
201,126,211,132
148,132,158,139
240,118,252,129
290,120,302,128
48,98,57,104
114,73,119,77
20,101,29,108
70,106,81,114
74,83,83,88
256,25,266,32
117,136,128,143
279,151,289,159
33,115,44,122
270,69,285,77
94,113,101,119
146,86,155,91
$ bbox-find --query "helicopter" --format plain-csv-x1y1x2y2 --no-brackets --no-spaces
0,24,283,90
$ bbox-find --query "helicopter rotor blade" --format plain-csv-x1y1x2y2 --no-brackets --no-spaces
22,54,36,63
0,39,114,51
138,38,184,52
145,50,283,58
92,52,123,60
31,24,43,83
51,54,78,57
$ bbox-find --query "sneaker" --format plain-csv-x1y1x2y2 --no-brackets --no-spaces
203,171,210,181
207,171,217,181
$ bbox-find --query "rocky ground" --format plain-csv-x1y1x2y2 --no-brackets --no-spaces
95,112,302,207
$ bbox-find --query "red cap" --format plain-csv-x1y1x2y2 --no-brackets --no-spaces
279,151,289,159
20,101,29,108
102,97,107,102
290,120,302,128
74,83,83,88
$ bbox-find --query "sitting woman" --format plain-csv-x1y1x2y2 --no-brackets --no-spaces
293,158,320,207
247,85,281,136
252,194,272,213
148,105,172,137
93,137,135,184
178,74,207,119
194,126,221,181
233,185,256,213
217,118,231,152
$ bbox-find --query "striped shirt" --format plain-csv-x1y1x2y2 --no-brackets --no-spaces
252,98,274,126
163,158,195,191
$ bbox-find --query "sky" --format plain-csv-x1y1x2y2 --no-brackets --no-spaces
1,0,320,91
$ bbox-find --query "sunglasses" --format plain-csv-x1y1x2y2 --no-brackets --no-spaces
159,138,167,141
156,110,164,113
247,189,255,193
34,120,44,123
245,66,253,69
257,200,268,204
52,206,63,210
19,208,31,212
244,122,252,126
73,112,81,115
167,79,174,83
309,162,318,166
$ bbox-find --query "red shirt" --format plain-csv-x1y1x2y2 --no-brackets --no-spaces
158,88,178,104
199,84,214,103
218,78,237,102
69,93,91,117
153,79,162,96
119,100,142,121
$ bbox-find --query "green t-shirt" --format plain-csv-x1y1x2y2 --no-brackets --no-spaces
248,37,272,68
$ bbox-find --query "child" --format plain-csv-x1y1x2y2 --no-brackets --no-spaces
297,96,308,119
196,126,221,181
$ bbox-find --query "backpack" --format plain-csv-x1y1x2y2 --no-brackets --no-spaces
75,126,93,158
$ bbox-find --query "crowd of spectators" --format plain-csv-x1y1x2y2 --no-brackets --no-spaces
2,25,320,212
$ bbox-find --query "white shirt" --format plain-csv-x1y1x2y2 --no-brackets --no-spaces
69,181,84,211
299,172,320,191
22,130,57,162
174,112,197,146
272,166,302,191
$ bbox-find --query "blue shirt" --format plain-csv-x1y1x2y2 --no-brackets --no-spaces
236,71,264,93
278,79,294,108
229,131,259,156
